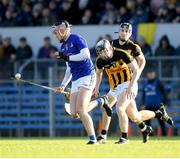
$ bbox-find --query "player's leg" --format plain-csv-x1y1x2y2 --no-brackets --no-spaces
158,103,174,126
69,81,79,118
69,92,78,118
139,110,155,120
115,90,131,144
126,101,153,143
64,94,112,117
97,93,117,143
76,86,97,144
139,103,174,126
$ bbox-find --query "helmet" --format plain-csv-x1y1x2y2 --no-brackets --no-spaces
52,20,72,28
95,39,111,55
119,22,132,32
52,20,72,43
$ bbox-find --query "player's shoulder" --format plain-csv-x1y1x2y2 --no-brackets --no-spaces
111,39,119,46
128,39,141,49
96,57,105,69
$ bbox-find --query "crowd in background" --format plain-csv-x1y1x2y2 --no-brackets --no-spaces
0,32,180,79
0,0,180,27
0,0,180,79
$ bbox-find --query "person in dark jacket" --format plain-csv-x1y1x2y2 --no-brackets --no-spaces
16,37,33,61
142,69,168,136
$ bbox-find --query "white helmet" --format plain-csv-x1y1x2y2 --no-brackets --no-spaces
95,39,111,55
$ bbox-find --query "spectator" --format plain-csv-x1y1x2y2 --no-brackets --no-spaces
99,1,116,24
16,3,32,26
155,35,175,77
41,8,56,26
142,69,168,136
172,3,180,23
2,37,16,63
30,9,42,26
174,45,180,77
0,0,179,26
58,0,80,24
116,6,131,23
1,9,17,26
130,7,149,25
80,9,95,24
137,35,152,57
16,37,33,61
155,35,175,56
2,37,16,78
37,36,57,79
38,36,57,59
0,34,3,63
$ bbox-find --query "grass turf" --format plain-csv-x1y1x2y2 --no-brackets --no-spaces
0,137,180,158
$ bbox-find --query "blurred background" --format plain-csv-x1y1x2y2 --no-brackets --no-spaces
0,0,180,138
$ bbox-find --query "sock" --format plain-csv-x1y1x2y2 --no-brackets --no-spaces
121,132,128,139
138,122,147,132
101,129,107,135
97,98,104,107
89,135,96,142
101,129,107,140
154,110,162,118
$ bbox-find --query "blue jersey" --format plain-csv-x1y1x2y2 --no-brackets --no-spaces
144,79,164,109
60,34,95,81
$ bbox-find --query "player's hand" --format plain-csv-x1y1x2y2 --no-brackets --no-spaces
64,88,71,100
126,86,135,100
58,52,69,61
54,85,65,93
54,51,69,61
54,51,61,58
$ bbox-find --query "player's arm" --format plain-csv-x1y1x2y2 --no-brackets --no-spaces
94,68,103,92
57,36,90,61
127,59,140,89
61,62,72,87
118,52,140,98
68,48,90,61
136,53,146,75
93,58,104,97
56,47,90,61
134,45,146,75
55,62,72,92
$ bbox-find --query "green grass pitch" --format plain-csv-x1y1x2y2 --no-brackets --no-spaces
0,137,180,158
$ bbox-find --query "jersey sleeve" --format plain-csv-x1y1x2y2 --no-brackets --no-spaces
96,58,104,69
132,44,143,57
116,52,133,64
74,35,88,51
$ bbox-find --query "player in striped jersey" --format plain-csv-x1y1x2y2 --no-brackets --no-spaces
95,23,173,144
95,39,153,144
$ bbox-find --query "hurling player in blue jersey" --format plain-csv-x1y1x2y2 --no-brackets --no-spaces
52,20,97,144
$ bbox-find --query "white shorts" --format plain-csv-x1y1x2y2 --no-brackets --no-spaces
107,81,138,100
71,74,96,93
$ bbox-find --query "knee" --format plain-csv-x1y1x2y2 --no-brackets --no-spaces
116,106,126,115
77,107,86,116
129,114,141,123
129,116,139,123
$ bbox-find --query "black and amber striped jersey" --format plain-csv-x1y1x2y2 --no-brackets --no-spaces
96,50,133,89
112,39,142,58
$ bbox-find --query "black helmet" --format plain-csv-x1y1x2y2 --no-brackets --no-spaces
120,22,132,31
115,22,132,33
